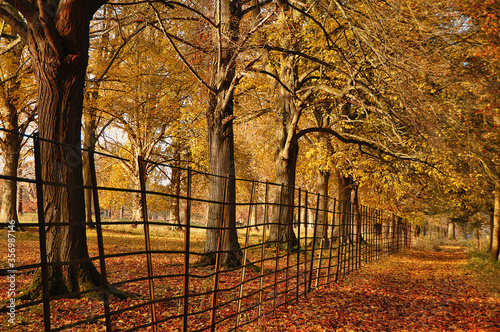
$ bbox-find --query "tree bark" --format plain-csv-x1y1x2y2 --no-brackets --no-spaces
351,183,362,243
197,0,243,267
9,1,115,299
315,170,330,246
447,221,456,240
267,94,299,247
169,145,182,230
337,171,354,243
0,44,24,230
82,106,97,228
0,137,20,228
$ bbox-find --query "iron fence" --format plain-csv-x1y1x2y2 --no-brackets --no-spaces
0,129,411,331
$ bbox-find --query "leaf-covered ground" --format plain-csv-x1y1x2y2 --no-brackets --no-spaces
250,248,500,332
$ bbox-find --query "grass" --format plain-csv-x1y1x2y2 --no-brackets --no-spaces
465,248,500,299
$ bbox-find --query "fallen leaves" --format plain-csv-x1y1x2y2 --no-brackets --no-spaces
250,249,500,332
3,229,499,331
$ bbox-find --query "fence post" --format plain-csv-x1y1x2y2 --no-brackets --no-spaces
182,167,192,332
335,199,345,282
258,181,269,319
33,133,51,332
296,188,301,303
285,186,295,306
88,147,112,331
273,183,284,315
327,199,337,284
236,180,255,328
308,193,320,293
210,175,228,332
303,191,309,298
138,156,157,331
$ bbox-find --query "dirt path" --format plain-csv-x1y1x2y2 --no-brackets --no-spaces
251,248,500,332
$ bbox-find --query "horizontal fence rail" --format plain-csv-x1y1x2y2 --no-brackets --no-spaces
0,129,411,331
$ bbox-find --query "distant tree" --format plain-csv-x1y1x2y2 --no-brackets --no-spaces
450,0,500,260
151,0,272,266
0,19,36,229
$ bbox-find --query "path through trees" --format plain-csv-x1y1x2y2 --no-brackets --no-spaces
254,248,500,331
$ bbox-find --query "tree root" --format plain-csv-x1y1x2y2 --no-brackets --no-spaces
17,262,134,301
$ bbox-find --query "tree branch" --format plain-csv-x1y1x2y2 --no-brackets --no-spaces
296,127,422,164
0,5,28,40
2,0,35,22
36,0,64,58
149,3,215,93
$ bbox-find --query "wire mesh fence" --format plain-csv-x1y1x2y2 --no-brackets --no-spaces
0,129,411,331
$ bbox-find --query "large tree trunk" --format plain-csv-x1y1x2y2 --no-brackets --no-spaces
131,173,143,227
447,221,456,240
491,179,500,260
315,170,330,246
351,183,362,243
267,94,299,247
197,0,242,268
337,172,354,243
19,1,110,299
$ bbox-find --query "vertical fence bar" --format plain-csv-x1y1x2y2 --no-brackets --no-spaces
379,210,383,259
210,176,228,332
303,191,309,298
316,193,328,288
349,201,354,274
363,205,368,264
32,133,51,332
371,208,376,261
368,208,372,259
335,199,343,282
273,183,284,315
236,181,255,328
88,148,112,331
315,236,324,289
355,203,361,270
182,167,192,332
285,186,294,306
376,209,380,258
138,157,157,332
345,201,351,276
327,199,336,284
258,181,269,319
339,199,349,279
295,188,301,303
366,206,370,262
308,193,320,293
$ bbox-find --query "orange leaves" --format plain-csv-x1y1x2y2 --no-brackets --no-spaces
252,249,500,332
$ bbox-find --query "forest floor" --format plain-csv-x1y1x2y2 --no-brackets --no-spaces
249,247,500,332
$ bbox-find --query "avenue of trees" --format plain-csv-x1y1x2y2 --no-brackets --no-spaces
0,0,499,299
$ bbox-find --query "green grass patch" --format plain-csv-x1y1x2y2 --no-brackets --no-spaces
466,251,500,299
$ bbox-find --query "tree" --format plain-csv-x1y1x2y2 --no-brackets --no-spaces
442,0,500,259
0,19,36,229
97,22,194,225
151,0,271,266
0,0,126,298
82,5,140,228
